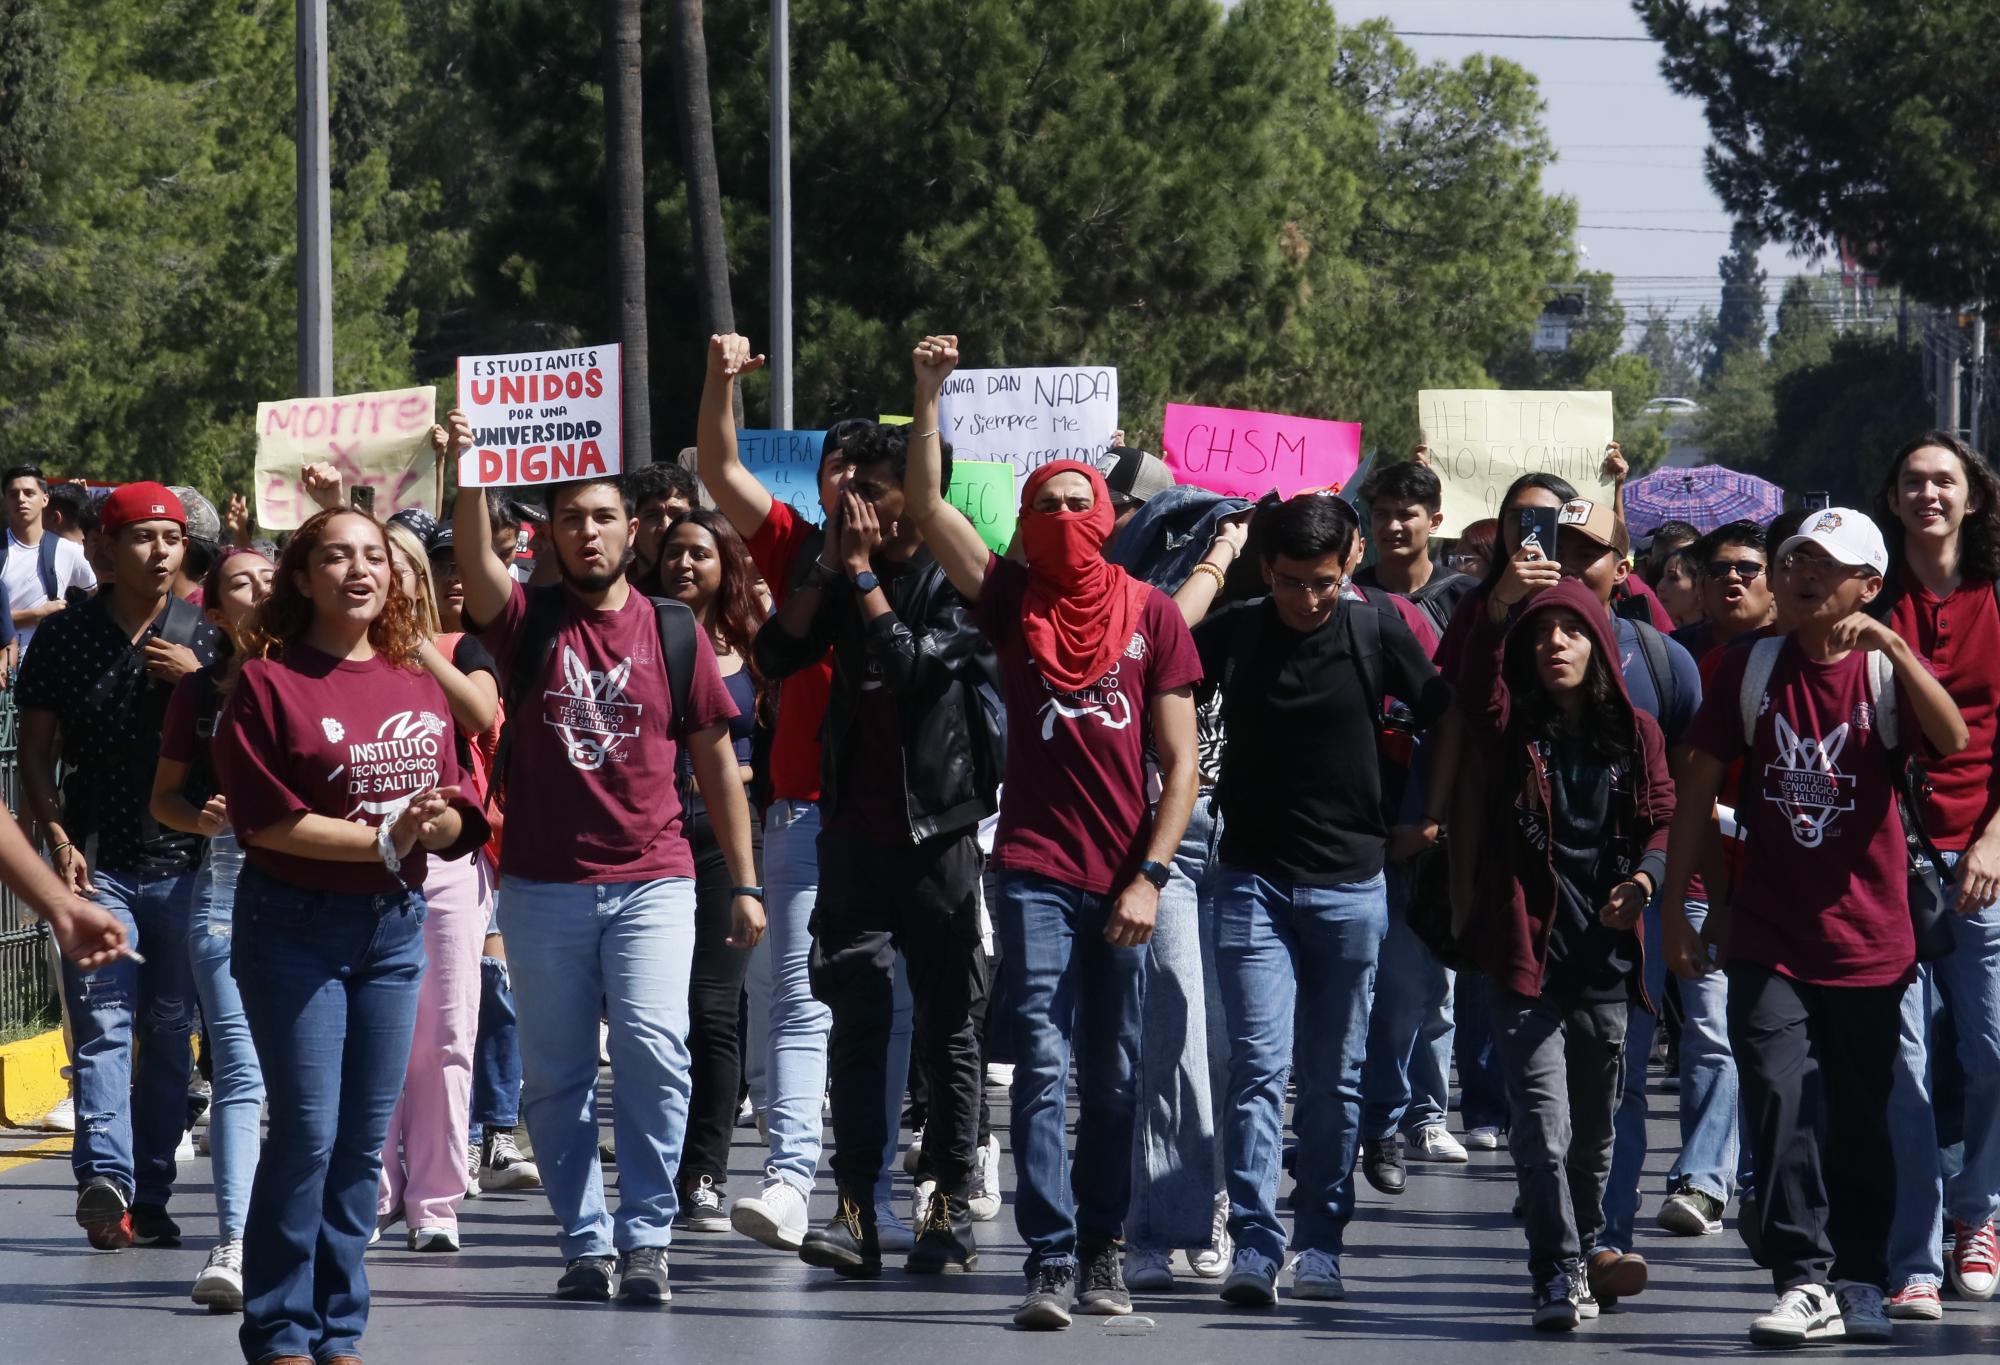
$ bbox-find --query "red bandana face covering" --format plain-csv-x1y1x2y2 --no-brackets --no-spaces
1017,461,1151,692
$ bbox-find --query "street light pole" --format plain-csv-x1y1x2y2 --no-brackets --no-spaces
769,0,793,429
297,0,333,397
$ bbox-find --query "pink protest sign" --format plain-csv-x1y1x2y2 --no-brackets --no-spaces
1161,404,1363,500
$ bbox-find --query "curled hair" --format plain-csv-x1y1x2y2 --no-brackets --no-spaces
238,507,425,669
385,522,442,636
668,507,771,714
1502,610,1633,766
1877,429,2000,583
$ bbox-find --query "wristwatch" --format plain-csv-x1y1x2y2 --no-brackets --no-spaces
851,570,880,595
731,885,766,902
1137,859,1173,891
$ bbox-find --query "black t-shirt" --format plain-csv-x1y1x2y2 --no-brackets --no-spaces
1540,736,1638,1002
1194,597,1449,885
1355,563,1475,640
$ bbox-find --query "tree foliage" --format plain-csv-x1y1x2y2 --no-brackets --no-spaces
1706,222,1766,382
1633,304,1713,397
1485,273,1668,471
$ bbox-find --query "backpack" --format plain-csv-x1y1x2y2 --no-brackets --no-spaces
1625,618,1679,731
1736,636,1953,962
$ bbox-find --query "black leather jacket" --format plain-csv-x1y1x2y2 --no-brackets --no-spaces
754,548,1000,842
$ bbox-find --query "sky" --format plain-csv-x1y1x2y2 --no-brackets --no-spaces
1346,0,1810,338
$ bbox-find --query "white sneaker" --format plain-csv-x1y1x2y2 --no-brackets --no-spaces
1464,1125,1501,1151
1124,1246,1175,1292
41,1096,75,1132
968,1134,1002,1222
481,1131,542,1191
408,1225,460,1253
986,1061,1015,1089
1220,1247,1279,1306
879,1195,916,1253
191,1239,244,1312
1749,1284,1844,1347
1189,1192,1233,1278
1407,1124,1468,1163
174,1129,196,1163
1290,1248,1345,1300
1836,1282,1893,1344
729,1170,809,1251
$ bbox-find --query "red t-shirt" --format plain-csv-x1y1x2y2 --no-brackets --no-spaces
1686,638,1914,988
480,581,738,884
746,500,833,803
1888,580,2000,851
213,648,480,894
1620,575,1676,633
974,554,1204,895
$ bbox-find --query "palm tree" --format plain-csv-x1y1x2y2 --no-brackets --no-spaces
664,0,738,420
601,0,652,463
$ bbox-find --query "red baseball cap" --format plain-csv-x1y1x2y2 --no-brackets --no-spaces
98,482,187,537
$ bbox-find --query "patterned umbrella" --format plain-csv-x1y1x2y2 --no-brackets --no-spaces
1623,464,1787,536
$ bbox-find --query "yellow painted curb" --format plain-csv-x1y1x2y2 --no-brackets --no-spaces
0,1134,71,1175
0,1029,68,1126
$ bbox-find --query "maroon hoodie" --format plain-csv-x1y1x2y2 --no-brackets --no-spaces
1446,577,1675,1002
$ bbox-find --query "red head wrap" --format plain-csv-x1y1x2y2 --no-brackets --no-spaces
1016,460,1152,692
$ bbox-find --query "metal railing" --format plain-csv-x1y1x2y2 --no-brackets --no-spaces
0,690,59,1037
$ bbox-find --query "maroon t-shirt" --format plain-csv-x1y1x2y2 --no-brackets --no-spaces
1888,579,2000,851
480,580,738,884
160,671,207,766
974,554,1203,895
213,648,480,894
1686,638,1914,988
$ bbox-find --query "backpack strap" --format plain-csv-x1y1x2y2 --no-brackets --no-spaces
495,585,567,785
1867,648,1899,751
650,596,698,742
1738,636,1783,748
1347,588,1388,727
1629,619,1675,726
157,592,203,649
37,533,59,601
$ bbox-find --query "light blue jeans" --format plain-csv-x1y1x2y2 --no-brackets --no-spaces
1215,865,1387,1266
498,874,696,1260
754,800,833,1193
1129,793,1226,1251
1669,900,1748,1204
1360,860,1455,1140
187,832,264,1241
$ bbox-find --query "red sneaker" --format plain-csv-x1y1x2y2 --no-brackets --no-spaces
1885,1282,1942,1321
76,1177,133,1251
1951,1219,1998,1301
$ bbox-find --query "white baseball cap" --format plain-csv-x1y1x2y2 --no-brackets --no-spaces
1777,507,1889,577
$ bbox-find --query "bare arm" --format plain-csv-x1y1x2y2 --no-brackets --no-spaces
247,787,464,863
695,334,777,541
150,757,228,838
18,708,88,893
1172,519,1248,627
1857,620,1969,756
905,335,991,603
1105,686,1197,950
1660,749,1730,980
444,411,514,631
686,722,766,949
419,640,500,735
0,811,127,969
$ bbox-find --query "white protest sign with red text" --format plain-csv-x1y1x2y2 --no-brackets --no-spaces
254,386,439,531
456,344,623,487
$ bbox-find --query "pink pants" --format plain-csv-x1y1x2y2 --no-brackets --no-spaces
379,850,491,1231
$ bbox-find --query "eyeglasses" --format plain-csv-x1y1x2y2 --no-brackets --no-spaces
1780,551,1866,579
1705,559,1766,582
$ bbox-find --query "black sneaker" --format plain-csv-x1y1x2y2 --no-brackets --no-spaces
799,1192,881,1279
906,1187,977,1274
76,1177,133,1251
556,1254,617,1301
677,1175,728,1233
131,1204,182,1247
1076,1242,1133,1316
617,1247,670,1304
1360,1136,1406,1196
1532,1270,1581,1332
1015,1262,1077,1330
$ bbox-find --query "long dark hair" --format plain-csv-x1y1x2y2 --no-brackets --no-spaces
1877,429,2000,583
239,508,424,668
1502,609,1633,765
1481,472,1581,590
668,507,770,712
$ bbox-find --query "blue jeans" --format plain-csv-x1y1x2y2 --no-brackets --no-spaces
468,955,521,1145
499,874,696,1260
1215,865,1387,1265
756,799,833,1193
1360,860,1455,1139
233,866,425,1365
995,870,1148,1274
1130,793,1227,1251
186,833,264,1241
1601,895,1667,1253
64,864,197,1206
1669,900,1749,1204
1454,970,1511,1132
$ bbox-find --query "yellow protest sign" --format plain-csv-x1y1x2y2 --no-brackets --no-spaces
1416,389,1615,536
254,386,439,531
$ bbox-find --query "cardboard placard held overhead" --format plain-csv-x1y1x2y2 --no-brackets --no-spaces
1162,403,1363,501
946,460,1017,553
738,429,830,525
456,344,623,487
1417,389,1615,536
254,386,438,531
937,367,1118,478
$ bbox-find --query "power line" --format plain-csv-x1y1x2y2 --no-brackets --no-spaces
1393,30,1658,42
1579,224,1736,234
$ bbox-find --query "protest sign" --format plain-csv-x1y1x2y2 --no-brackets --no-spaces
738,429,830,524
456,344,622,487
937,367,1118,478
1162,403,1363,500
1417,389,1615,535
254,386,438,531
879,414,912,426
946,459,1017,553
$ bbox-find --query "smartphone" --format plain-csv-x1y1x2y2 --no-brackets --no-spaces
349,486,375,515
1516,504,1558,561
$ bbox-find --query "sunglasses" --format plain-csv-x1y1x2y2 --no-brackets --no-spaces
1704,559,1766,582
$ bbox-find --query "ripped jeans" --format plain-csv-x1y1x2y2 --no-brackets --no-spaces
63,865,198,1206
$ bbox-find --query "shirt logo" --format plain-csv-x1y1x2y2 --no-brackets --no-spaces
1036,634,1144,741
342,710,448,819
1764,714,1857,849
544,646,642,771
321,717,346,743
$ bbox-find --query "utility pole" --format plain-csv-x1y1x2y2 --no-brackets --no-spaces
1972,305,1988,452
769,0,793,429
296,0,333,397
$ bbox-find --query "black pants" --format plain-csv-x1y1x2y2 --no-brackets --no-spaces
811,828,984,1200
1492,988,1627,1285
679,800,761,1190
1727,962,1901,1292
905,943,996,1160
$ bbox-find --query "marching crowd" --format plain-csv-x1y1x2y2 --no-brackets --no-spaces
11,331,2000,1362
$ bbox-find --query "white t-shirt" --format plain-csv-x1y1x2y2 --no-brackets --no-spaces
5,529,98,652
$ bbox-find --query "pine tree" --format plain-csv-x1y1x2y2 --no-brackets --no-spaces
1706,222,1767,384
